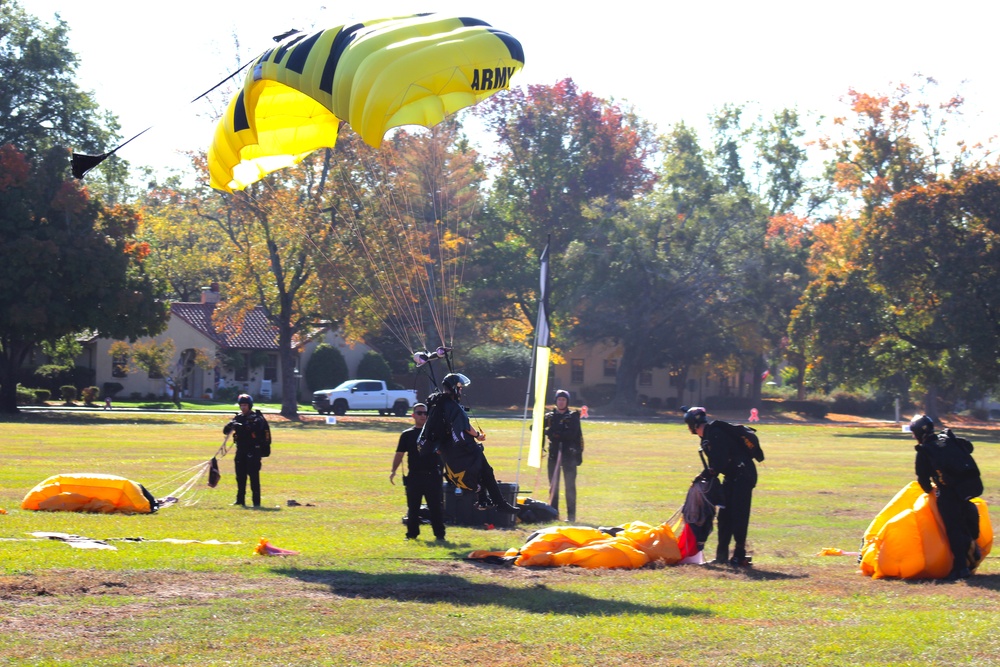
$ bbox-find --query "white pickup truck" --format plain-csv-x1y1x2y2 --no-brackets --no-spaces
311,380,417,416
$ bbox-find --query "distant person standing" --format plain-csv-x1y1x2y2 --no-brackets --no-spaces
544,389,583,523
910,414,984,580
683,406,762,567
390,403,446,541
223,394,271,508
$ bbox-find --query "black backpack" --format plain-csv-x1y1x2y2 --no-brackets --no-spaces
721,422,765,462
254,410,271,457
417,392,449,456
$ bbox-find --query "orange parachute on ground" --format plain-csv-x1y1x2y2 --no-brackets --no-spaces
859,481,992,579
470,521,682,569
21,474,156,514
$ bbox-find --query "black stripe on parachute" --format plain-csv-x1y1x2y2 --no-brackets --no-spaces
487,29,525,64
320,23,365,95
233,90,250,133
285,30,324,73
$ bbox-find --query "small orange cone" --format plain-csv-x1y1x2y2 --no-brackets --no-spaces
254,538,299,556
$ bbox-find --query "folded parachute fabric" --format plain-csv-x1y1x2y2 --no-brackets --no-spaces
469,521,682,569
22,474,156,514
859,481,993,580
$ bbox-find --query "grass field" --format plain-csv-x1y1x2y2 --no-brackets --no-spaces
2,411,999,666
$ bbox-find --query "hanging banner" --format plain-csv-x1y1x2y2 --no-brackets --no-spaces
528,346,551,468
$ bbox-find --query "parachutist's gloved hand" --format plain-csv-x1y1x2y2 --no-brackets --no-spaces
223,421,236,435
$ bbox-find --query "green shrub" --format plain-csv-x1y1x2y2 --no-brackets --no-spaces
60,385,78,403
215,386,241,403
305,343,349,392
130,392,143,400
356,350,393,384
33,389,51,403
828,390,892,416
81,386,100,404
461,343,532,378
16,384,36,405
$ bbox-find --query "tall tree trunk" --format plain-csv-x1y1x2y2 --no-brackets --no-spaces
924,386,939,423
278,324,299,420
751,354,765,405
0,339,29,414
611,344,643,414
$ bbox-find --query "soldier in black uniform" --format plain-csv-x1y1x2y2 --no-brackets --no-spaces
391,403,446,541
222,394,269,508
684,406,758,567
910,414,984,580
544,389,583,523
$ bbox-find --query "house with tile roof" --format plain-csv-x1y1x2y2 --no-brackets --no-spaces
78,284,370,402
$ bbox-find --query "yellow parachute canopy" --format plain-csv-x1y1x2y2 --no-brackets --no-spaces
470,521,682,569
22,474,155,514
208,14,525,192
859,482,993,579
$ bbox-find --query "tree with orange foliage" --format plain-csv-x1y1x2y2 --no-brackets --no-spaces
790,78,996,413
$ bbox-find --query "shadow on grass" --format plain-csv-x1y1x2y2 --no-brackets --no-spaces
274,567,712,617
284,420,412,434
0,412,178,426
958,573,1000,591
699,563,809,581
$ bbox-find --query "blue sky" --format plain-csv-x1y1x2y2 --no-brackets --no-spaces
20,0,1000,176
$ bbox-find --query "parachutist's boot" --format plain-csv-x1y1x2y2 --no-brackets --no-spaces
475,487,493,510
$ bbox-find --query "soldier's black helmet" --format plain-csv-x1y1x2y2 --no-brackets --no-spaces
909,414,935,441
683,406,708,434
554,389,570,402
237,393,254,407
441,373,470,395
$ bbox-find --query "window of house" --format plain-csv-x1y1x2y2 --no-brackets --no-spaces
603,358,618,378
639,370,653,386
112,354,128,378
570,359,585,385
264,354,278,382
235,352,250,382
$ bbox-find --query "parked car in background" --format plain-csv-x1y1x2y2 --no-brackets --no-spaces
311,380,417,416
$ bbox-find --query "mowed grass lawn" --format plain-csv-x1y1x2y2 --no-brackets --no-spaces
2,412,1000,667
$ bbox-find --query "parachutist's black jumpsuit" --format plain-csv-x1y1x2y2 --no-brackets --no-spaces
545,409,582,522
915,433,982,575
701,420,757,563
224,411,267,507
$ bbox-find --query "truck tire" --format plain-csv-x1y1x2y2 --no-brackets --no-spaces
332,399,348,416
393,400,409,417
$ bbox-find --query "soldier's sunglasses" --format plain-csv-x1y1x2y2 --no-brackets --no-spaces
413,411,427,415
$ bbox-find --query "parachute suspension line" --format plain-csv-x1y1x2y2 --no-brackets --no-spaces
355,147,439,350
145,461,215,495
332,153,429,353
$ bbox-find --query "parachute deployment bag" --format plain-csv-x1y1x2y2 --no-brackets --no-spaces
722,422,765,462
924,429,981,495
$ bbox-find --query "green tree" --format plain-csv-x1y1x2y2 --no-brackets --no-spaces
138,180,230,301
566,123,739,410
0,2,113,156
0,146,168,412
305,343,349,393
356,350,393,385
473,79,659,344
